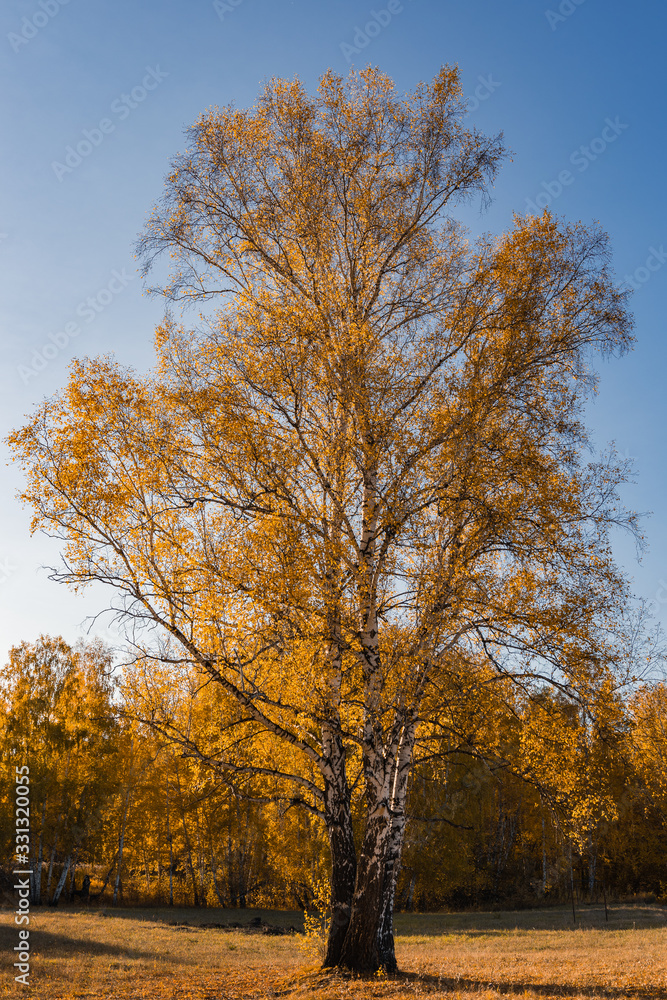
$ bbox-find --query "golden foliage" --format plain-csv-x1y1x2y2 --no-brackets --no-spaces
5,66,641,970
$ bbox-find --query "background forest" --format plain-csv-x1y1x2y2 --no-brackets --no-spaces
2,633,666,914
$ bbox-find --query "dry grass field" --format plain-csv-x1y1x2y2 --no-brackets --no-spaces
1,904,666,999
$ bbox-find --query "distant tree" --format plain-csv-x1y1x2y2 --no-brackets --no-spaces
517,683,628,899
9,66,635,971
0,636,120,904
630,683,667,809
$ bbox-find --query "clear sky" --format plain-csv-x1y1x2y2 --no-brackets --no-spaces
1,0,666,662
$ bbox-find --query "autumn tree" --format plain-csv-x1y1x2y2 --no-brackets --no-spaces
8,66,636,971
121,653,327,909
0,636,120,904
517,683,627,900
629,683,667,811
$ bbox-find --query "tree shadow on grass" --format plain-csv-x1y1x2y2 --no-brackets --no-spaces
286,969,667,999
37,904,305,930
406,972,667,999
393,906,667,937
397,924,657,938
0,923,183,966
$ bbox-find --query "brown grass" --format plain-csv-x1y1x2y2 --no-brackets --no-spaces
1,904,666,999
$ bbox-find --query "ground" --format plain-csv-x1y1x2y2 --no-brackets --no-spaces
1,904,666,999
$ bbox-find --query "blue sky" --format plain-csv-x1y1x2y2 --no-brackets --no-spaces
1,0,666,661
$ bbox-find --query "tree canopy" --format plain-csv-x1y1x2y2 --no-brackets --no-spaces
8,66,637,972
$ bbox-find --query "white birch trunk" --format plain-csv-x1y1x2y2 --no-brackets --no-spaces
166,776,174,906
378,718,416,971
113,790,131,905
50,853,71,906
